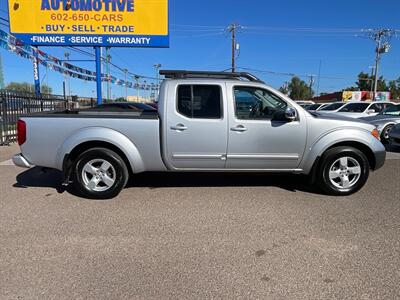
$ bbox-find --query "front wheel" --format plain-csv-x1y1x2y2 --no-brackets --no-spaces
71,148,129,199
317,146,370,196
381,124,394,144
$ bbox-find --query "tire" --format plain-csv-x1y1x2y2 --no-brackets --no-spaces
317,146,369,196
381,124,394,144
71,147,129,199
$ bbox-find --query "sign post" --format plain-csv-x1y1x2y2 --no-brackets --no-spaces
94,47,102,105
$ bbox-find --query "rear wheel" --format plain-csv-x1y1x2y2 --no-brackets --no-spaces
71,148,129,199
317,146,369,196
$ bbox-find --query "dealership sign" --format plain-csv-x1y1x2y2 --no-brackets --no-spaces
7,0,169,47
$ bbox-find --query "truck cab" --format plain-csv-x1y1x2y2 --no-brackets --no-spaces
158,71,307,171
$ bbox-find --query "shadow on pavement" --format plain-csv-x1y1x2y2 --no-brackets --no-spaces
13,167,322,195
127,172,321,194
13,167,66,194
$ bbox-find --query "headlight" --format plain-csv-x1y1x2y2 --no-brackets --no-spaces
371,128,380,140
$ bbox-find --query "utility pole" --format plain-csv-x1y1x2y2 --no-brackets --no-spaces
227,23,242,73
123,68,128,100
368,66,375,94
309,75,315,98
365,29,395,100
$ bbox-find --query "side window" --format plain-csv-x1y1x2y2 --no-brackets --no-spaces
177,85,222,119
370,103,384,112
233,86,287,120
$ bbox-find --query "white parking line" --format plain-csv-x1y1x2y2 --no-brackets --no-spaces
387,152,400,160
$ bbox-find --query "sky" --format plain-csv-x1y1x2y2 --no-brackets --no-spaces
0,0,400,98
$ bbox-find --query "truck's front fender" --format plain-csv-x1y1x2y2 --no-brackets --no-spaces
55,127,145,173
300,127,385,174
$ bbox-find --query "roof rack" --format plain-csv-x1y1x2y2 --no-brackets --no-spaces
159,70,264,83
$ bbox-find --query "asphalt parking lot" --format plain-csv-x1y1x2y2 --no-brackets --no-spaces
1,144,399,299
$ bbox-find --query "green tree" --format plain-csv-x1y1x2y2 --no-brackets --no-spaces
388,78,400,99
5,82,53,94
278,85,289,95
344,72,388,92
285,76,313,100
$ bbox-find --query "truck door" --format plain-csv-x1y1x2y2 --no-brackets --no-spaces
165,83,228,169
226,84,307,170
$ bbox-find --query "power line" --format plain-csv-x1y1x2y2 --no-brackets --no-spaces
237,66,398,82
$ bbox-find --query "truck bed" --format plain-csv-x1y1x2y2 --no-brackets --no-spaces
21,108,159,119
19,108,166,172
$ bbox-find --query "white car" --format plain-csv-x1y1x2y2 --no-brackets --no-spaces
317,102,347,113
306,103,333,112
295,100,314,108
334,101,394,118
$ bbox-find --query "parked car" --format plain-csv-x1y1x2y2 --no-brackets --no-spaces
317,102,347,113
388,123,400,148
13,70,385,199
360,104,400,143
306,103,331,112
334,101,394,118
94,102,156,111
295,100,314,109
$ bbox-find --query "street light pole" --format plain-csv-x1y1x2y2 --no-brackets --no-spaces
134,75,140,101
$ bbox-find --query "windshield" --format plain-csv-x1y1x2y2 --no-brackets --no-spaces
339,103,370,113
319,102,344,111
306,104,321,110
381,105,400,116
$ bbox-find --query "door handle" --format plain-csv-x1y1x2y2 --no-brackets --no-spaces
170,124,188,131
230,125,248,132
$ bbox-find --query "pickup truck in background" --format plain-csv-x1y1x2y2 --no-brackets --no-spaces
13,71,386,199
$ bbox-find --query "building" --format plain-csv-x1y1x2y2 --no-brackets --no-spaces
312,91,392,103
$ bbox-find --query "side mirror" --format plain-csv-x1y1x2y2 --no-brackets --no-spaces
367,109,376,114
285,107,297,121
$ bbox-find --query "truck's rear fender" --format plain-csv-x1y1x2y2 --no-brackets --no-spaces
300,127,385,175
56,127,145,174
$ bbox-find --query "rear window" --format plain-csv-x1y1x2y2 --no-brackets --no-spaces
319,103,344,111
339,103,370,113
177,85,222,119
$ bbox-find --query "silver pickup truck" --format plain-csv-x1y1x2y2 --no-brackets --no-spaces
13,70,386,199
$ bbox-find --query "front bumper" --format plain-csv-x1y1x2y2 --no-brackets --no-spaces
12,153,32,168
374,149,386,170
